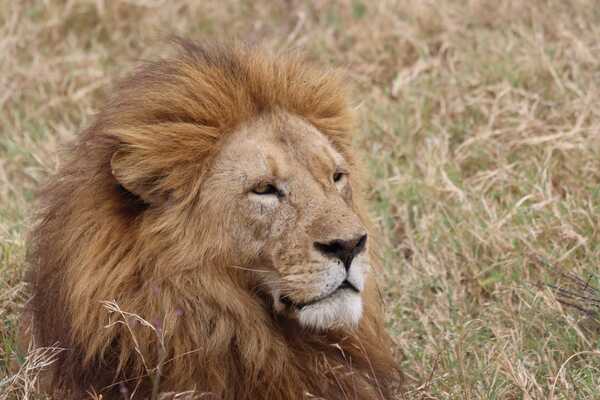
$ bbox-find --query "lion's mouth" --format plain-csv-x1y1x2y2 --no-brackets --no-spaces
280,280,360,310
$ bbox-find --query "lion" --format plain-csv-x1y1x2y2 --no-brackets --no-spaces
25,40,400,399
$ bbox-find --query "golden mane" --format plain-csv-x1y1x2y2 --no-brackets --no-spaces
26,40,399,399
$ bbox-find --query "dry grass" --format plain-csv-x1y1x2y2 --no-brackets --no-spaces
1,0,600,399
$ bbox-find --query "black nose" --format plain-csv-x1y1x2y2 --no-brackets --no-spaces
314,234,367,271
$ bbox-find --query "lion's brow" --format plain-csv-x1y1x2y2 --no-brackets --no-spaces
321,144,340,170
265,155,280,177
306,144,338,181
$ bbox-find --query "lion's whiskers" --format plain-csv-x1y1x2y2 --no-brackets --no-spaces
227,265,273,273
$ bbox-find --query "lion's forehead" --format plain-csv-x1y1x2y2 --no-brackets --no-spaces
216,113,345,184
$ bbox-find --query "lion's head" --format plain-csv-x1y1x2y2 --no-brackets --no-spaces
27,41,398,399
197,112,369,329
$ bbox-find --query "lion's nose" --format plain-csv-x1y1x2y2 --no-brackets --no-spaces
314,233,367,271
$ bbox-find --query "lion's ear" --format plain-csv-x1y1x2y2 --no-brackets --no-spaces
110,148,167,205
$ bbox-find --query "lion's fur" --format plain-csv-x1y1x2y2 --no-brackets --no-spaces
26,41,399,399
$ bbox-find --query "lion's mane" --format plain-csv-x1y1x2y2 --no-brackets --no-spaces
26,41,399,399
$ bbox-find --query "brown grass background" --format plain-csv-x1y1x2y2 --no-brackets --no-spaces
1,1,600,399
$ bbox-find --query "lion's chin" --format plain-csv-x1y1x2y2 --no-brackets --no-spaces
296,290,363,330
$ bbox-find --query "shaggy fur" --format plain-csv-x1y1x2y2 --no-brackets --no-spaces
25,41,399,399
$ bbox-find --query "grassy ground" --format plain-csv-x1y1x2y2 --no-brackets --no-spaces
1,1,600,399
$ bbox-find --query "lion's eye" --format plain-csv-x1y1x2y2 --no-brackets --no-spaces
333,171,345,183
252,183,280,196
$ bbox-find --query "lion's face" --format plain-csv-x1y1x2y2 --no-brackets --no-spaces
205,113,369,330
